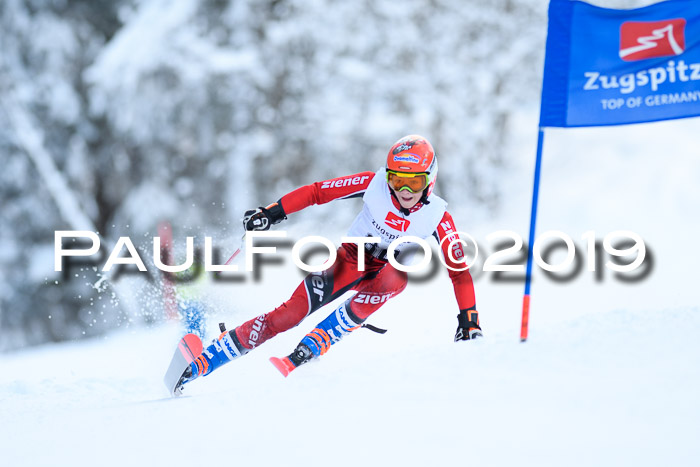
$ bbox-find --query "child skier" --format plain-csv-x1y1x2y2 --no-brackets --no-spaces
180,135,481,384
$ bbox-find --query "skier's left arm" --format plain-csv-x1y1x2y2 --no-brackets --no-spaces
435,211,483,341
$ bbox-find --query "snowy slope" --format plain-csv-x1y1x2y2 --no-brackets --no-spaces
1,306,698,467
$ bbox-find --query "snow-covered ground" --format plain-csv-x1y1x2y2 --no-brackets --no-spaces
2,117,700,466
1,307,698,466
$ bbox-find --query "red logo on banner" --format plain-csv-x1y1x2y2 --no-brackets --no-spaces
385,212,410,232
619,19,686,61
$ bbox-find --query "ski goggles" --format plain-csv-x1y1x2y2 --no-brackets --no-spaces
386,170,429,193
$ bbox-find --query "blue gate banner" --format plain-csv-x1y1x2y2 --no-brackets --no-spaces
540,0,700,127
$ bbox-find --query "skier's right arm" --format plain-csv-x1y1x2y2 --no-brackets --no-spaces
280,172,374,214
243,172,375,231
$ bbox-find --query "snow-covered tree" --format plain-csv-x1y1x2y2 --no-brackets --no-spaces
1,0,556,348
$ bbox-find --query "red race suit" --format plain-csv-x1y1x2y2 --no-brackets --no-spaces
232,169,477,351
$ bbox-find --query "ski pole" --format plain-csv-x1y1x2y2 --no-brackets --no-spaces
222,232,247,267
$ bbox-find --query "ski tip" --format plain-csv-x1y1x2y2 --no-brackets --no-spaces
179,333,204,363
269,356,295,377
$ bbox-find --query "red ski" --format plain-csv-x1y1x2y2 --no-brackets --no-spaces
269,356,297,377
164,333,203,396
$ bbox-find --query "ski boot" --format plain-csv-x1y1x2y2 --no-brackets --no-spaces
184,323,248,384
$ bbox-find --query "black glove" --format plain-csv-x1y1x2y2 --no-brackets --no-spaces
243,202,287,231
454,308,482,341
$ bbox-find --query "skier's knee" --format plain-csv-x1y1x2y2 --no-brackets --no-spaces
361,267,407,296
379,267,408,295
346,267,405,320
